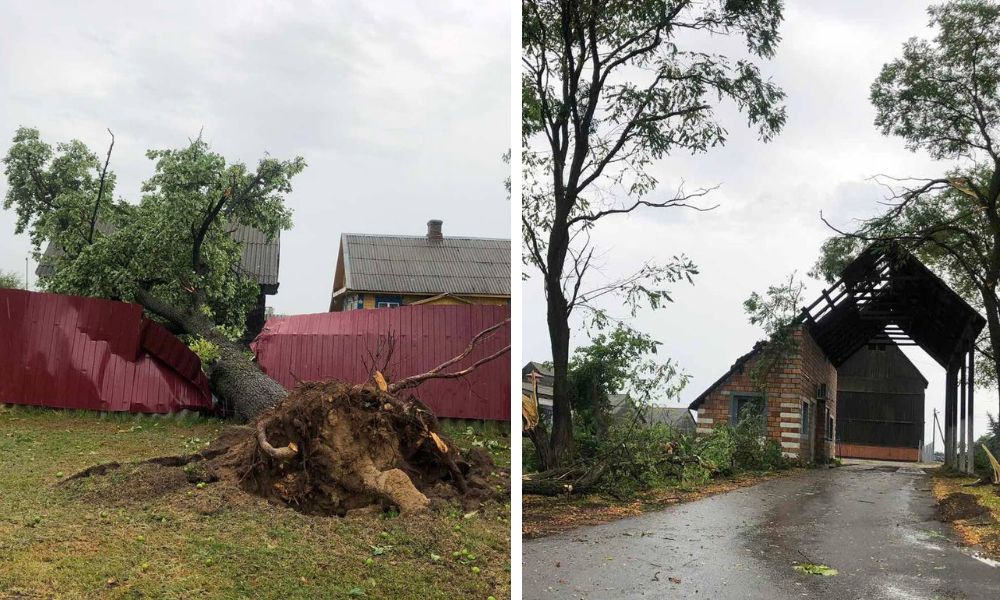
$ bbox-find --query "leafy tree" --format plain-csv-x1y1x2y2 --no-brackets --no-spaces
567,323,687,437
743,272,805,389
522,0,786,468
2,127,305,420
816,0,1000,414
0,270,21,289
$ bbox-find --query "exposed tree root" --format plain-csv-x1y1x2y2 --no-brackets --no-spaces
63,381,503,517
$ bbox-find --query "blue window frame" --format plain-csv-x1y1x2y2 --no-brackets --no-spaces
730,393,765,424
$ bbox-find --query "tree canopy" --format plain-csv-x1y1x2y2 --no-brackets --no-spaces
3,127,305,335
521,0,786,468
0,270,21,289
568,323,687,432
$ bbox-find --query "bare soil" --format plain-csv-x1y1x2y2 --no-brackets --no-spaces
935,492,990,522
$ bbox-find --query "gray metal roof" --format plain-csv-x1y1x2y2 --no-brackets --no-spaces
228,225,280,289
340,233,510,296
36,223,279,291
643,406,697,432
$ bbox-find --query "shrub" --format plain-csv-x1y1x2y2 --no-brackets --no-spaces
592,421,683,496
731,415,787,472
697,425,735,475
188,336,222,369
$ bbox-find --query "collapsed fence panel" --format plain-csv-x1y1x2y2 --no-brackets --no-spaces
252,304,511,420
0,288,212,413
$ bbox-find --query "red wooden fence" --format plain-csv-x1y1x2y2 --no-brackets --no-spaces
0,288,212,413
252,305,511,420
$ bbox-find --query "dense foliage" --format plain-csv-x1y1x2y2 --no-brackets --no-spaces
0,270,21,289
567,323,688,435
3,128,304,335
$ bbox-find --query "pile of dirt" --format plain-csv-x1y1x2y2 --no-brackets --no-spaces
65,380,506,517
207,380,501,515
935,492,990,522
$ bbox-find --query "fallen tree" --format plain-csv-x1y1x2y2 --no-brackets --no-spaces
64,325,511,516
3,127,305,420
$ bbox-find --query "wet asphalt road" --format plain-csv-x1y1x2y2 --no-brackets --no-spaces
523,464,1000,599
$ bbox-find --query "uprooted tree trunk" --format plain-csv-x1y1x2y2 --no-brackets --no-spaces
136,288,288,422
65,316,511,516
217,317,510,514
208,341,288,421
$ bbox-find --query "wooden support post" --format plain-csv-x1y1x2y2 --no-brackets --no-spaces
967,349,976,474
960,359,967,472
945,364,957,469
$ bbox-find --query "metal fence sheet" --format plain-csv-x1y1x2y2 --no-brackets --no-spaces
252,304,511,420
0,288,212,413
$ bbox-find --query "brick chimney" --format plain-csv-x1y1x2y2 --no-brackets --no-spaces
426,219,443,241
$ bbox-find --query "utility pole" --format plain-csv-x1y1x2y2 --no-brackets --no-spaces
932,408,937,455
24,256,28,290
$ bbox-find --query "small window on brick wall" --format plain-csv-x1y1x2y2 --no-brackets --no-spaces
825,408,834,441
730,393,765,424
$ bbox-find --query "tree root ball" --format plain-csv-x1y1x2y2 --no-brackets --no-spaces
205,381,501,516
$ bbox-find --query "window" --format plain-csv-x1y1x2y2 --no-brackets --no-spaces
825,408,834,441
375,295,402,308
730,393,765,424
801,400,811,437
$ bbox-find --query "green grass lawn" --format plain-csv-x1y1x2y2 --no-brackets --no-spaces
0,406,510,600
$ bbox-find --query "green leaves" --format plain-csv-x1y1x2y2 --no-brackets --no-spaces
2,128,305,336
0,271,21,289
871,0,1000,161
569,323,688,417
793,563,838,576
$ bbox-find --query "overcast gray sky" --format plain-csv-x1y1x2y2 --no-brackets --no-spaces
522,0,996,447
0,0,510,313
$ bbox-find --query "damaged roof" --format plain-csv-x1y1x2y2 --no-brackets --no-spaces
689,244,986,412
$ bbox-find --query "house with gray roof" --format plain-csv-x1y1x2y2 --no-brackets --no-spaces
329,220,511,311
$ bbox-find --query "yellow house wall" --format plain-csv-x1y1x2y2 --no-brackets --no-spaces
355,292,510,309
401,294,509,306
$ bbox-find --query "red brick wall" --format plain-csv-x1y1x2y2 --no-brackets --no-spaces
695,326,837,463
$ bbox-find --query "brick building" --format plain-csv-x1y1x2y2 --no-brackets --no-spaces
689,245,984,470
689,327,837,463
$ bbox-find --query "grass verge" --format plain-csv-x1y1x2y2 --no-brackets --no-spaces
522,468,801,538
0,405,510,600
931,468,1000,560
